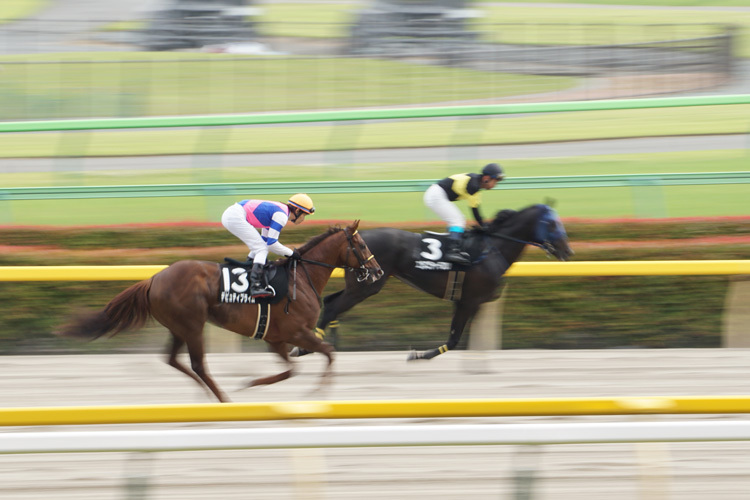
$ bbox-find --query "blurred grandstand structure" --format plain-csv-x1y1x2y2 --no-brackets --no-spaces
139,0,261,51
0,0,742,119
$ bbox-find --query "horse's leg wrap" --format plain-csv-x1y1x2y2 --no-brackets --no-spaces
407,344,448,361
291,327,326,357
408,318,465,361
328,320,340,348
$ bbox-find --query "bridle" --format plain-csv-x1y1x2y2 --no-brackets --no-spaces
342,228,380,283
295,227,377,280
484,208,565,259
286,227,380,311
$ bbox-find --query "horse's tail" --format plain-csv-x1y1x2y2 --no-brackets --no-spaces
56,279,152,340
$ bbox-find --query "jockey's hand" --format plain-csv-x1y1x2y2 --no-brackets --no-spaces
476,222,490,233
290,249,302,261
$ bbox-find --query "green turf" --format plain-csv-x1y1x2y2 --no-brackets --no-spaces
1,150,747,224
0,52,576,119
0,0,47,23
1,104,749,158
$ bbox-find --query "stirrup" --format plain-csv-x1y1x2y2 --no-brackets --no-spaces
444,251,470,265
250,286,274,298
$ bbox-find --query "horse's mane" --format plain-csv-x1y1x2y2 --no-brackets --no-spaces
295,225,343,255
487,208,518,231
483,204,552,234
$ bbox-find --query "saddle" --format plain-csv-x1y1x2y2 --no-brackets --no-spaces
413,231,489,271
219,259,289,305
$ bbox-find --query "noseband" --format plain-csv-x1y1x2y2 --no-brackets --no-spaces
343,228,378,282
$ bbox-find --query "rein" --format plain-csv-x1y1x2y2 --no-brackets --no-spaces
484,230,556,258
286,227,375,312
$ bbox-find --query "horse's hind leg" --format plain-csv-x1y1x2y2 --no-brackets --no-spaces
165,333,217,400
241,341,294,388
180,331,229,403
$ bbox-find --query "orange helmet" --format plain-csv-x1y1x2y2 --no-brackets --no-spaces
288,193,315,214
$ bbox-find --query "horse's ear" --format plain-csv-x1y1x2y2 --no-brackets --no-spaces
543,197,557,208
351,219,360,231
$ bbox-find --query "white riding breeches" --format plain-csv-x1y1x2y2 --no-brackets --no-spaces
424,183,466,230
221,203,269,265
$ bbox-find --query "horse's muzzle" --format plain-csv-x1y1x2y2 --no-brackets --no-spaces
356,267,384,283
546,240,573,261
557,245,574,262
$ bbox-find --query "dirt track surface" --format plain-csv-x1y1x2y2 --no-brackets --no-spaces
1,349,750,499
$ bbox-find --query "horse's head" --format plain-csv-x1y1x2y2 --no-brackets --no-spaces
531,204,573,261
486,204,573,261
342,220,384,283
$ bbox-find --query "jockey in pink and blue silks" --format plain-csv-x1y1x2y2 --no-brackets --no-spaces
222,193,315,298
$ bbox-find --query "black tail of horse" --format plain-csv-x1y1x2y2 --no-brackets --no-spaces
56,280,152,340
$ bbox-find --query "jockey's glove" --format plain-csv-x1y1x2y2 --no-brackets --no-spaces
290,249,302,260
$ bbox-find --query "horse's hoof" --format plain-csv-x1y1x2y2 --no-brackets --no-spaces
290,347,312,357
406,350,421,361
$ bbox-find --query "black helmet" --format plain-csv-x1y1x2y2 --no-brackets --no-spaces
482,163,504,179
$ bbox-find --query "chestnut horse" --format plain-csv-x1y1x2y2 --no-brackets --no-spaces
57,220,382,402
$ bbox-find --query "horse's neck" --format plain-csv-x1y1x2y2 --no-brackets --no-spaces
300,234,344,291
495,219,535,264
304,234,343,268
496,240,526,265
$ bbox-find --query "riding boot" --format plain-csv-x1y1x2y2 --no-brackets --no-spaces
249,263,274,298
443,237,471,265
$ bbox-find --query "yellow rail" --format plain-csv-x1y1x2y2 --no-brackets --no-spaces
1,396,750,426
1,260,749,281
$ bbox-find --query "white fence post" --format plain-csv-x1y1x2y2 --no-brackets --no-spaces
123,452,154,500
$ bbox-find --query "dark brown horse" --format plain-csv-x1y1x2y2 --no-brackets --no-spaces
57,220,382,403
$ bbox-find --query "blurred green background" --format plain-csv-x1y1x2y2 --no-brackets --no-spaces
1,0,749,223
1,0,748,353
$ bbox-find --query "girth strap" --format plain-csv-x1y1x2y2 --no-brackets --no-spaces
443,271,465,302
253,302,271,339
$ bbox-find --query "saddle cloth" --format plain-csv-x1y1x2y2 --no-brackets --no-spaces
219,259,289,305
413,231,487,271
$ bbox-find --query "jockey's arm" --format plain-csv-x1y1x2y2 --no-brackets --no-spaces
262,211,294,257
472,206,484,225
268,241,294,258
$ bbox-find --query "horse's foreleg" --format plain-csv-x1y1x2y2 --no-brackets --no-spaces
407,344,449,361
407,302,480,361
290,290,344,358
292,279,388,357
291,332,335,391
317,290,346,350
243,341,294,388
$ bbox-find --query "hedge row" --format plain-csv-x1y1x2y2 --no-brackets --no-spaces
0,219,748,354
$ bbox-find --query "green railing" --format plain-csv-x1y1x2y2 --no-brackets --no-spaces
2,172,749,201
2,94,749,132
2,94,749,221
